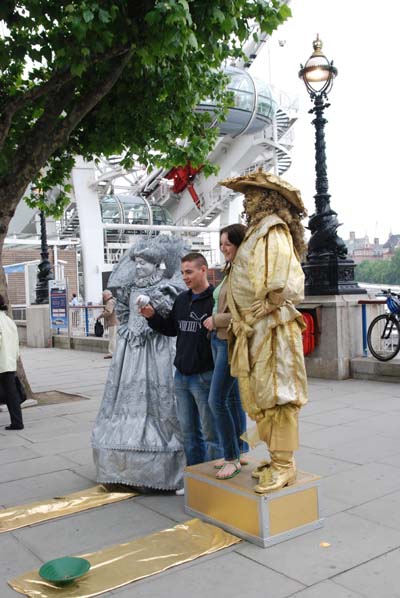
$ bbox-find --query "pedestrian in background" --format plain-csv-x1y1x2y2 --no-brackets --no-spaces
69,293,79,306
97,289,118,359
0,294,24,430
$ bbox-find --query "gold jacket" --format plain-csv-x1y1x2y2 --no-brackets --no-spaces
227,215,308,425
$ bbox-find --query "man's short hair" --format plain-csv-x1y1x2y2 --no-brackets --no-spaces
181,252,208,269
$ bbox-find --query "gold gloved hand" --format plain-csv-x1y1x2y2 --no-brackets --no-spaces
250,299,269,319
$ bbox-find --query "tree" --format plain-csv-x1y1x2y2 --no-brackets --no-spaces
355,250,400,285
0,1,290,399
0,0,291,299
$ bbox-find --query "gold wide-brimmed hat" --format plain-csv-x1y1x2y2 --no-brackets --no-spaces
219,170,305,213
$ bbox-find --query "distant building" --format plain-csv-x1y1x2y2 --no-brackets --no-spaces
345,231,400,263
345,231,383,263
382,233,400,258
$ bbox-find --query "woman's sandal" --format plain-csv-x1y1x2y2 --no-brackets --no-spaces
216,460,241,480
214,456,248,469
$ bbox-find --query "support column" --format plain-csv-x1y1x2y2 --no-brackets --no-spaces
72,157,104,304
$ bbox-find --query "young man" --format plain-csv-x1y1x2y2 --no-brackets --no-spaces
140,252,222,477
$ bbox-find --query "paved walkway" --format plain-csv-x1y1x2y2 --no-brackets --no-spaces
1,347,400,597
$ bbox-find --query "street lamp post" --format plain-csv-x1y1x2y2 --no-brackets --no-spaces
299,35,364,295
35,209,53,304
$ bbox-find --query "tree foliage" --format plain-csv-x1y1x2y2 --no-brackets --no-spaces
0,0,291,223
355,249,400,285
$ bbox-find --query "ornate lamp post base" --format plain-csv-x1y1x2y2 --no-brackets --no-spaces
303,256,366,296
35,210,53,304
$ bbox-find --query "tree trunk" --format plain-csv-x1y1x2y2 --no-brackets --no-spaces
0,49,134,401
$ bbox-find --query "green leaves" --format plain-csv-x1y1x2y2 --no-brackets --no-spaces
82,9,94,23
0,0,291,217
356,249,400,286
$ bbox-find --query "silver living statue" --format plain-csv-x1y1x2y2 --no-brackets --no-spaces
91,235,188,490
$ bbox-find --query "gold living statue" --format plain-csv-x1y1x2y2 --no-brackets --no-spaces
220,170,308,494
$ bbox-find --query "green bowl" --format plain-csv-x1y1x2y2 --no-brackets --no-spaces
39,556,91,585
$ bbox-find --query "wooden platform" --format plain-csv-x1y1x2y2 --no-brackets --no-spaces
184,459,323,547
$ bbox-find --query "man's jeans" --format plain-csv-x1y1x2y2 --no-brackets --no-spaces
209,333,248,460
174,370,223,466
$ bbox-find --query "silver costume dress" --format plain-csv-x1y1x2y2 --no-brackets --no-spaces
92,240,186,490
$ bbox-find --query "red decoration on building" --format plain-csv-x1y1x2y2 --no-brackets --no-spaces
165,163,202,209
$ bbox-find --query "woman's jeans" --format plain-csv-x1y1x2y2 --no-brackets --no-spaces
174,370,223,466
209,333,248,461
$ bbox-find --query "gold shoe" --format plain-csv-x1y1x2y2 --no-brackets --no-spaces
251,459,272,480
254,467,296,494
253,451,296,494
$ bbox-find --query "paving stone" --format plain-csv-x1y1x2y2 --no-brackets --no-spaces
312,434,400,466
69,463,97,482
236,512,400,586
10,346,400,596
0,445,42,466
339,412,400,439
16,418,90,442
377,450,400,469
320,495,352,518
62,410,97,423
12,500,174,562
27,432,92,456
111,551,304,598
285,580,364,597
341,395,400,413
298,421,327,436
0,533,42,598
0,470,92,507
61,447,94,466
301,407,378,427
0,455,75,484
334,548,400,597
321,462,400,507
347,490,400,531
296,449,359,478
301,425,370,451
299,400,351,417
135,493,189,524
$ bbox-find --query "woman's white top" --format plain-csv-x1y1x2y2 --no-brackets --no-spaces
0,311,20,373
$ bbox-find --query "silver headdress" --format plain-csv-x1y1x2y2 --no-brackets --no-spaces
108,235,190,290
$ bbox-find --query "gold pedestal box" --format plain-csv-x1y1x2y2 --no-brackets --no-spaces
184,460,323,547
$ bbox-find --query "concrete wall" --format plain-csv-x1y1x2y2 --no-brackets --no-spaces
52,335,109,353
26,305,51,348
16,321,27,345
301,294,385,380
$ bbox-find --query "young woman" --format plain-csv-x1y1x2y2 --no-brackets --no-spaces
203,223,247,480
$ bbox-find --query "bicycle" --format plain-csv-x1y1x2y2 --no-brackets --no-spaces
367,289,400,361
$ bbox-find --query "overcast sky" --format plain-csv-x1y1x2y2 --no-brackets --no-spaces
250,0,398,244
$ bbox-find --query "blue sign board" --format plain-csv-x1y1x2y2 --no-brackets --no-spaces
49,280,68,330
4,263,26,274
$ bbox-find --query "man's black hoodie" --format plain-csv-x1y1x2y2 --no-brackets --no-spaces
148,286,214,375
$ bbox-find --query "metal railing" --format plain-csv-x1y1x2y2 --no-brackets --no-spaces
67,306,106,337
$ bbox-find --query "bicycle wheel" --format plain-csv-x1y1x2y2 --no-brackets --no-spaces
367,314,400,361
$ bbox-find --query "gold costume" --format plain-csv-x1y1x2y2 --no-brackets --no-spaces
221,171,308,494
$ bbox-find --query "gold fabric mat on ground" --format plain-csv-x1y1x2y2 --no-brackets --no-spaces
0,485,137,533
9,518,240,598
